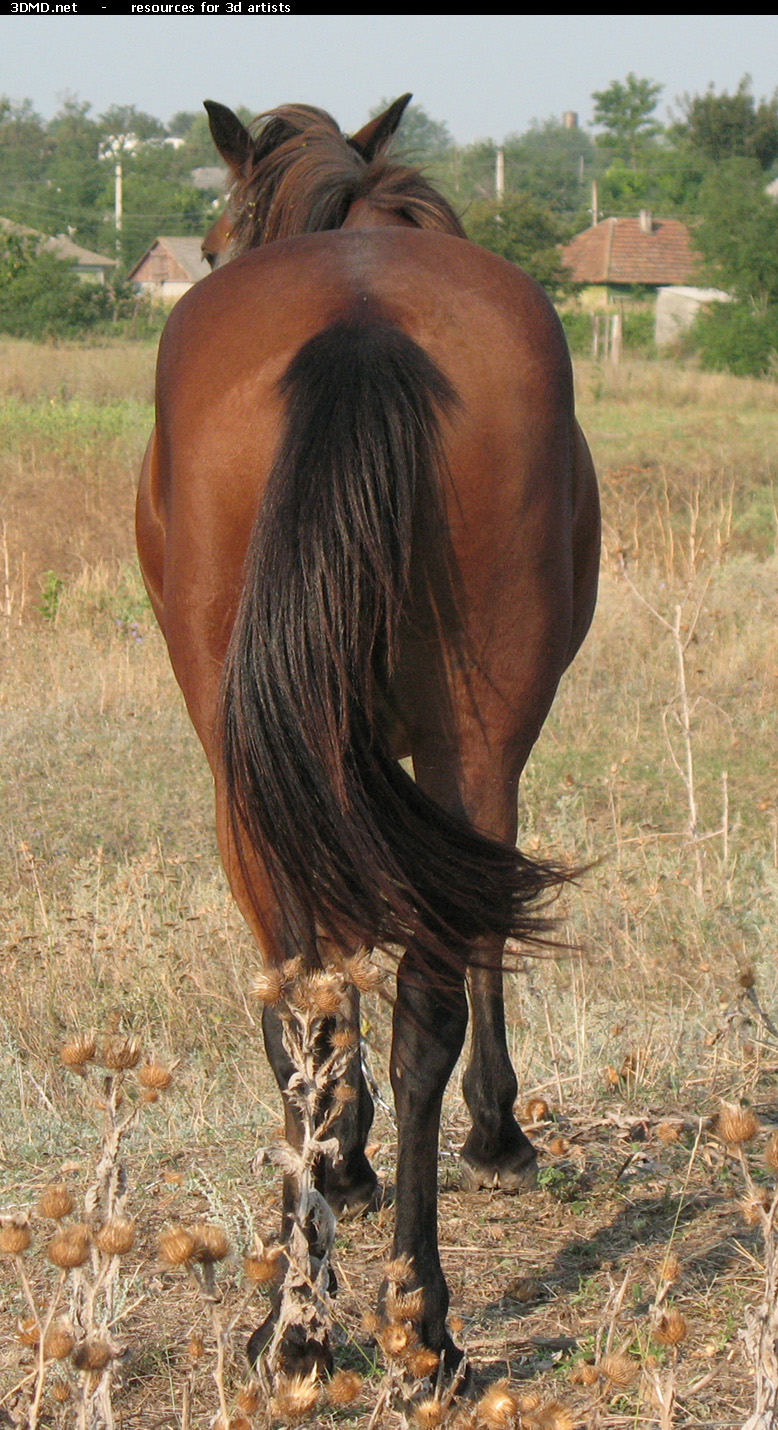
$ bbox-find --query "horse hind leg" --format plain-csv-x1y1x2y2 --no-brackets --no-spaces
411,739,537,1194
460,958,537,1191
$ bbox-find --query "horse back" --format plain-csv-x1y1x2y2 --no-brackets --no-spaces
139,228,587,764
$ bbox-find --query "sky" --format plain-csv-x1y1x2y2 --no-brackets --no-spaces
2,14,778,145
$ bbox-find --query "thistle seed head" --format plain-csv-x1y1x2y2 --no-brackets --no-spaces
44,1322,75,1361
139,1062,173,1091
47,1223,91,1269
16,1317,39,1345
535,1402,575,1430
251,967,284,1005
765,1131,778,1172
37,1184,75,1221
187,1334,205,1361
477,1379,520,1428
406,1347,440,1378
96,1218,135,1256
378,1320,415,1358
100,1035,142,1071
235,1381,262,1413
386,1284,425,1321
50,1379,71,1404
715,1100,759,1146
190,1222,230,1263
524,1097,551,1122
0,1216,32,1255
414,1398,444,1427
330,1025,358,1052
244,1242,284,1285
159,1226,197,1266
72,1337,113,1371
326,1369,363,1405
598,1352,638,1388
653,1309,688,1346
269,1368,320,1422
60,1035,96,1071
385,1253,414,1286
343,947,384,993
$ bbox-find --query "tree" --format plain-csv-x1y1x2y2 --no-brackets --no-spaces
694,157,778,308
502,119,595,217
675,75,778,171
0,230,112,338
464,195,569,293
591,74,663,165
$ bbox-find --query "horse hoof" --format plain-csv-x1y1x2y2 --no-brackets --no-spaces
324,1163,380,1218
459,1151,538,1193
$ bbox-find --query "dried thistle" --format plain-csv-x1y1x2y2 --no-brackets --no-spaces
269,1368,320,1422
100,1035,142,1071
190,1223,230,1263
60,1034,97,1071
138,1062,173,1091
244,1241,284,1285
159,1225,197,1267
251,967,285,1005
44,1322,75,1361
343,947,384,993
741,1190,773,1226
0,1216,32,1254
235,1380,262,1413
524,1097,551,1122
406,1346,441,1378
385,1253,414,1286
37,1184,75,1221
378,1320,416,1359
653,1309,688,1346
659,1251,681,1284
330,1025,358,1052
598,1351,638,1388
386,1284,425,1321
477,1378,520,1428
96,1218,135,1256
47,1222,91,1269
765,1131,778,1172
569,1362,599,1386
187,1333,205,1361
72,1337,113,1371
534,1402,574,1430
331,1082,357,1108
292,970,346,1016
415,1397,445,1427
326,1369,363,1405
714,1100,760,1147
50,1379,71,1404
16,1317,39,1346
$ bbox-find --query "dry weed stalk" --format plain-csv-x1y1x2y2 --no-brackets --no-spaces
249,953,383,1409
715,1100,778,1430
1,1030,174,1430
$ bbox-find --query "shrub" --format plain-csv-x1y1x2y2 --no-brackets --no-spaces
693,299,778,377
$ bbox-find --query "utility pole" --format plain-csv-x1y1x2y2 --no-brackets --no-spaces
114,161,122,256
495,148,505,201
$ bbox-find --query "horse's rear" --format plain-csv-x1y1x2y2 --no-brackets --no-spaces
136,99,599,1372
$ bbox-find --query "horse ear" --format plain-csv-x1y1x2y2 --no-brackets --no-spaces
204,100,253,172
348,94,412,161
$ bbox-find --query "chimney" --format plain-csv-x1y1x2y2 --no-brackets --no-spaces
563,110,578,130
639,209,653,234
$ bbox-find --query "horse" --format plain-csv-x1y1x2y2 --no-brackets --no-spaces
136,95,600,1374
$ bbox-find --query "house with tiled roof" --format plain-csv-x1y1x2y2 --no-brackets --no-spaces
127,236,212,304
0,216,117,283
561,212,698,288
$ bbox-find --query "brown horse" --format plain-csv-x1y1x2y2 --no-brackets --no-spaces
136,95,600,1371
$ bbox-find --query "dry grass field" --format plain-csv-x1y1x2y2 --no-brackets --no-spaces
1,335,778,1428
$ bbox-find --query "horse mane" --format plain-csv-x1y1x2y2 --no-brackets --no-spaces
225,103,466,250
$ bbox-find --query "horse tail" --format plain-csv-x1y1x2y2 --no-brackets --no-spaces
222,311,566,965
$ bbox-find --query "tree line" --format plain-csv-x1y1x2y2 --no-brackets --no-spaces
1,76,777,370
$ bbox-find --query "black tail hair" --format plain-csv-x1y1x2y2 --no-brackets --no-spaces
222,312,566,965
